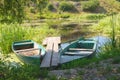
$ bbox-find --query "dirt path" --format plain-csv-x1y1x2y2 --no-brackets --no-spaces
44,59,120,80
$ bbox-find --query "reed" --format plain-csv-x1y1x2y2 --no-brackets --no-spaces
0,23,59,54
0,23,29,54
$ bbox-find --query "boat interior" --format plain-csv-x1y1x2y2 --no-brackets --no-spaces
13,41,41,56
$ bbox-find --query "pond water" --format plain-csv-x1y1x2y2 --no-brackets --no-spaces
23,19,98,42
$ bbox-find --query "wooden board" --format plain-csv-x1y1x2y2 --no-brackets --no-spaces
40,42,53,67
42,37,61,45
69,48,93,51
40,37,61,67
64,51,93,56
14,42,33,45
51,41,59,66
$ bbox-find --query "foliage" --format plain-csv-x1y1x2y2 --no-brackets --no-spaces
0,56,45,80
59,2,76,12
0,0,25,23
47,3,55,11
90,14,120,36
30,7,36,14
100,0,120,13
81,0,99,11
0,23,59,54
0,23,33,54
116,0,120,2
37,0,48,15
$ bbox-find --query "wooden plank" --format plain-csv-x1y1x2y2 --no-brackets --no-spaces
42,38,48,45
14,42,33,45
69,48,93,51
15,48,40,52
64,51,93,56
42,37,61,45
41,37,61,67
40,42,53,67
51,42,59,66
53,37,61,44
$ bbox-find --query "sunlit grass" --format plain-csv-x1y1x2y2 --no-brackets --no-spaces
0,23,59,54
90,14,120,36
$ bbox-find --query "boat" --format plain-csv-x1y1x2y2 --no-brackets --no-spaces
12,40,46,65
59,38,97,57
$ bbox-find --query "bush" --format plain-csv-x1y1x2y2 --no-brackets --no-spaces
47,3,55,11
81,0,99,11
116,0,120,2
30,7,36,14
59,2,76,12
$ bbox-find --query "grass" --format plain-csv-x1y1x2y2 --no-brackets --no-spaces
90,14,120,36
0,54,43,80
0,23,59,54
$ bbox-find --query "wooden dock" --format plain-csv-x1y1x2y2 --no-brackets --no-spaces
40,37,61,67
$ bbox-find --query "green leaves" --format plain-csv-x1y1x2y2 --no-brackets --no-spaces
0,0,24,23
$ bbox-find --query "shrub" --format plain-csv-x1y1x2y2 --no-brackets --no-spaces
116,0,120,2
30,7,36,14
47,3,55,11
81,0,99,11
59,2,76,12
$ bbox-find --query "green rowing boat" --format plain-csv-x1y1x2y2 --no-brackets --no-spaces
60,38,97,57
12,40,46,65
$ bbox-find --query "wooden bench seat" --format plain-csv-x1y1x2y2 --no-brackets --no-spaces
64,51,93,56
69,48,93,51
14,42,33,45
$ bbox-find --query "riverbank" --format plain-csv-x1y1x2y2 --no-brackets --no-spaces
46,57,120,80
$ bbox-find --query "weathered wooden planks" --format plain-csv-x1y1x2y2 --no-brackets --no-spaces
69,48,93,51
40,37,61,67
51,41,59,66
64,51,93,56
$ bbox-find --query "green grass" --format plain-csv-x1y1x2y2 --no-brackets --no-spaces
0,23,59,54
0,56,43,80
90,14,120,36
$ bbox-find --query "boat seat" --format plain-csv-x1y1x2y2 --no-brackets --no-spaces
64,51,93,56
69,48,93,51
14,42,33,45
78,41,95,43
15,48,41,53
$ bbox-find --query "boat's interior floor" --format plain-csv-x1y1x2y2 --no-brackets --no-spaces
16,48,40,56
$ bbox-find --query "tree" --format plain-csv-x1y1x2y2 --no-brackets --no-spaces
0,0,25,23
34,0,48,16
